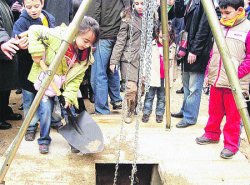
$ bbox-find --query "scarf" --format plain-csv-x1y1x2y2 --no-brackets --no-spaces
167,5,173,13
220,9,246,27
65,44,88,66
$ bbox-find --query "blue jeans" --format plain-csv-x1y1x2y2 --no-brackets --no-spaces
91,39,122,114
37,96,53,145
22,90,39,132
181,72,204,124
143,79,165,116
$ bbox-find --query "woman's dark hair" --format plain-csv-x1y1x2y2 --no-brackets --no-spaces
219,0,244,10
155,22,175,45
22,0,43,5
78,16,100,64
79,16,100,43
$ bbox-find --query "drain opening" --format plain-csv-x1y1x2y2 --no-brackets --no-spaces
96,163,163,185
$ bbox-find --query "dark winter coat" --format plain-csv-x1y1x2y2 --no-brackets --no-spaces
12,10,56,92
44,0,73,25
0,0,19,91
110,12,142,82
175,0,213,73
6,0,22,21
87,0,130,39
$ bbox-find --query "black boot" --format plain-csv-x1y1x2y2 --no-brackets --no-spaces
0,121,12,130
176,87,184,94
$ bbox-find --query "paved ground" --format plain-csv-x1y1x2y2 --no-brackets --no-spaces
0,70,250,184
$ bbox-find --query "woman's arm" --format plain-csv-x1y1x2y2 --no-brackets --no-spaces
238,31,250,79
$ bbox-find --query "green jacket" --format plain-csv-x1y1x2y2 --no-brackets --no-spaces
28,24,94,107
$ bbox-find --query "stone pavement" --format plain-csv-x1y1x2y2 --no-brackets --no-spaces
0,113,250,185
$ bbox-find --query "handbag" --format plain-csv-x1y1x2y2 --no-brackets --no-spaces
33,52,77,97
176,30,188,59
34,71,66,97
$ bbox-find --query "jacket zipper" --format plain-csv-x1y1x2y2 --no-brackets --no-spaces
214,27,230,86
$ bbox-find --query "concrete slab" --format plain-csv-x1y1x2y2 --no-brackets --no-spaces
1,113,250,185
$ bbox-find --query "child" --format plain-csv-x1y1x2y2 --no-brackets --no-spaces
142,23,176,123
27,16,99,154
109,0,144,123
196,0,250,159
12,0,56,142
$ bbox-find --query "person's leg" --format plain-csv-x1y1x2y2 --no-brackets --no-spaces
143,87,156,116
125,81,137,123
22,90,39,132
180,71,190,114
107,40,122,105
51,96,63,129
182,72,204,124
0,90,12,129
91,39,114,114
156,79,165,117
3,90,22,121
0,90,10,121
108,68,122,105
203,86,224,140
37,96,53,147
223,88,241,153
88,84,94,103
176,62,184,94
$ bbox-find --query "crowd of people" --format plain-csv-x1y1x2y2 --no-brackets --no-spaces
0,0,250,159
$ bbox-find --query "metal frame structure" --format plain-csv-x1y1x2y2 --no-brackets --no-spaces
0,0,93,182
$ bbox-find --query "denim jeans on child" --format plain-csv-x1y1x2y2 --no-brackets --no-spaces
37,95,53,145
91,39,122,114
181,72,204,124
22,90,39,132
143,79,165,116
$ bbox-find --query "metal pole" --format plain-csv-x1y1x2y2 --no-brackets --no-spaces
0,0,92,182
201,0,250,143
161,0,171,129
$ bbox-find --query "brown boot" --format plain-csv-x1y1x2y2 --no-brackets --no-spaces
125,100,135,124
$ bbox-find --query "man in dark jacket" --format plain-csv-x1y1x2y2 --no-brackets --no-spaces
88,0,130,114
171,0,213,128
0,0,22,130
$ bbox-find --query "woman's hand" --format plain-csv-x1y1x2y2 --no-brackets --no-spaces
109,64,116,74
32,56,42,64
0,38,19,59
187,52,197,64
17,36,28,49
64,101,72,109
11,1,23,12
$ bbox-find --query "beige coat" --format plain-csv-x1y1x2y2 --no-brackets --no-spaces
149,41,177,87
208,18,250,93
110,11,142,82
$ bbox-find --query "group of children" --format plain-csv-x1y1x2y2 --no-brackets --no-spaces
110,0,250,160
7,0,250,159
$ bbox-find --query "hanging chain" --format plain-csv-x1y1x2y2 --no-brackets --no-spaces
113,4,135,185
130,0,156,184
128,0,148,184
143,0,156,92
113,0,156,184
